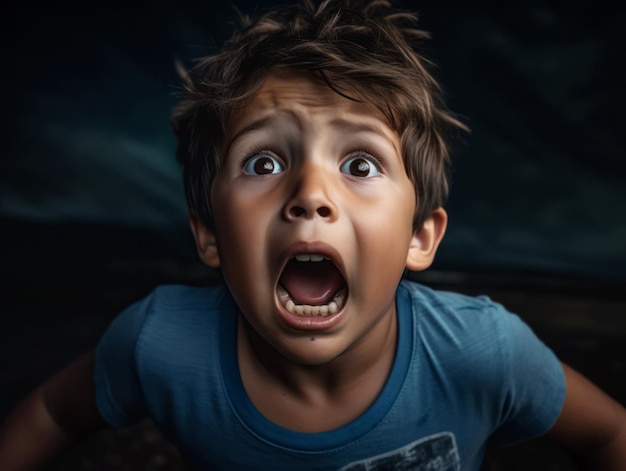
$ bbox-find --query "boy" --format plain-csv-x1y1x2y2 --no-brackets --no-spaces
1,0,625,469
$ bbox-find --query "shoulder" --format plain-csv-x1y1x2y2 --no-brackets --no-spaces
149,283,228,309
94,283,233,426
99,283,231,360
130,283,230,325
397,278,514,335
98,283,235,393
397,279,566,443
396,279,542,380
134,283,232,343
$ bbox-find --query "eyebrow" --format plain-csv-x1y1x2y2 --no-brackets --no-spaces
329,118,399,150
226,115,278,150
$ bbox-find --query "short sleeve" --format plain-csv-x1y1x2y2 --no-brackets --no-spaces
94,295,152,427
491,306,566,444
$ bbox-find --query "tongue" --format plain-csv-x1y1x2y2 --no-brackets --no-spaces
279,259,345,305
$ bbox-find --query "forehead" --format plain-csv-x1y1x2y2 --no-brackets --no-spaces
226,70,398,143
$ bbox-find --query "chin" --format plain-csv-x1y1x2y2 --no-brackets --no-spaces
275,337,351,367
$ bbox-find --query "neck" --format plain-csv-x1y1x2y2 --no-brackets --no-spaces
236,307,398,432
237,306,398,405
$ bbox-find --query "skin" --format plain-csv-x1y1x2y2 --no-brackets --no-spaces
547,364,626,468
190,70,447,431
0,352,106,470
1,69,624,469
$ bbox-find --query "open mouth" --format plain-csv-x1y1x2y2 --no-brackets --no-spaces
276,254,347,317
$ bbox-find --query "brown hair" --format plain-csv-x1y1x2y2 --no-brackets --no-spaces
171,0,467,230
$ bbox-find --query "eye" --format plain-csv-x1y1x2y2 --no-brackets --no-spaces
340,152,380,178
243,152,284,175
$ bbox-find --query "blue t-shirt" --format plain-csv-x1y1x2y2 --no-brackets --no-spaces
95,280,566,470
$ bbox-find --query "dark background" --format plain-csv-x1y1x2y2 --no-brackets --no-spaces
2,1,625,469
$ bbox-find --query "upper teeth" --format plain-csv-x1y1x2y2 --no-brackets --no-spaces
294,254,327,262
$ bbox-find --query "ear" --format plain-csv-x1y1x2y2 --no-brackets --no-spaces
406,207,448,272
189,213,220,268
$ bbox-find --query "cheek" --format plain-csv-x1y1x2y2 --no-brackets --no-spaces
355,217,412,274
213,206,274,322
212,180,267,240
211,183,280,295
354,180,415,242
350,184,416,296
214,208,265,272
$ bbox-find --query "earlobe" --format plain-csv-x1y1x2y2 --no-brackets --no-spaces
189,213,221,268
406,208,448,272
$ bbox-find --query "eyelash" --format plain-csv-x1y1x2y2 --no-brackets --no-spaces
241,147,280,165
348,150,383,170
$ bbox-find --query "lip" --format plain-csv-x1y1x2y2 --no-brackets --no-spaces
274,241,348,331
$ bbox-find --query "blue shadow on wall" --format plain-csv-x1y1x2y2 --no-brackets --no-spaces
3,1,625,293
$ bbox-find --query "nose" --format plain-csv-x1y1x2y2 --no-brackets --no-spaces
283,164,337,222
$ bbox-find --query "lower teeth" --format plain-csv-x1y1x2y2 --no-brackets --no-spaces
278,288,345,317
286,299,336,316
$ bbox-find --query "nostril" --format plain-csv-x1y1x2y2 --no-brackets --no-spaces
317,207,331,218
290,206,306,218
288,206,331,219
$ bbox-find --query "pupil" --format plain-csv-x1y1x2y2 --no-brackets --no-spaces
254,157,274,174
350,159,370,177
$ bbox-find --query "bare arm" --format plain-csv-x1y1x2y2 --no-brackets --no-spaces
0,351,108,471
547,363,626,470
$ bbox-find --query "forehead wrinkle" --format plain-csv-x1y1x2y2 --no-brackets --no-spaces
225,73,400,156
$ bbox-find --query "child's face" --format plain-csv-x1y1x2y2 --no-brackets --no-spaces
195,70,439,365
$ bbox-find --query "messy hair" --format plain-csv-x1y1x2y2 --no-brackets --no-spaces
171,0,467,230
